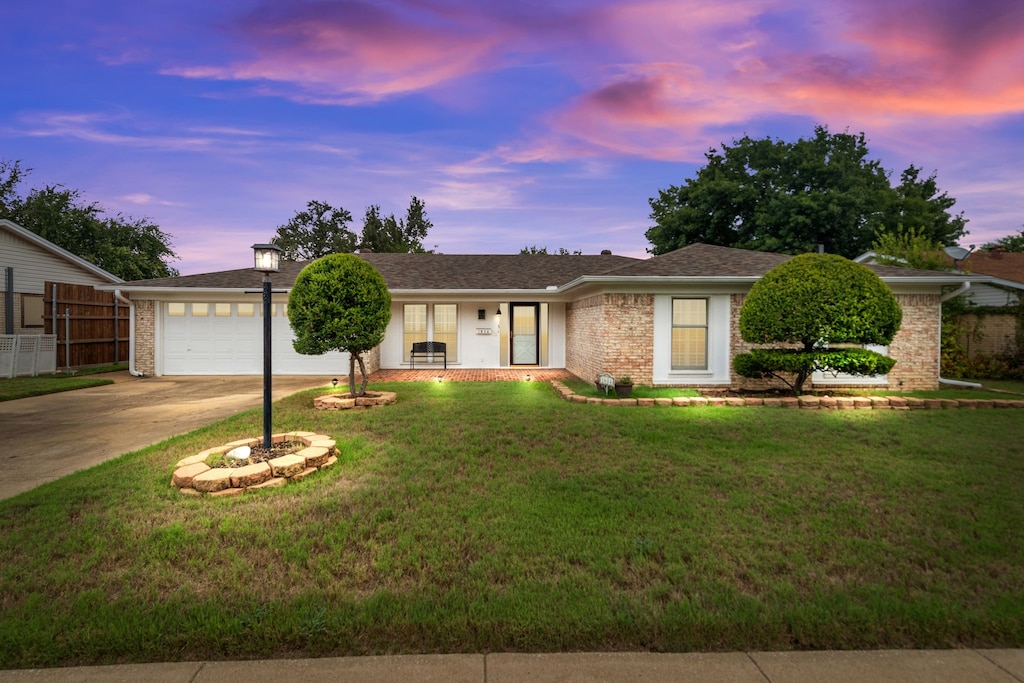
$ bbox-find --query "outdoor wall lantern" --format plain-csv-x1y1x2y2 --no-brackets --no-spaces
252,243,282,449
495,306,502,332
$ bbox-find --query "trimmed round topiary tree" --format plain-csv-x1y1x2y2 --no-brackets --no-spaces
734,253,902,394
288,253,391,396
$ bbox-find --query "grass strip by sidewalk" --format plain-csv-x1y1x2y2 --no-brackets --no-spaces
0,380,1021,667
0,365,125,401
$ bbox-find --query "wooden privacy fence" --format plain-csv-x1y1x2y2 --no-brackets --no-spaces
44,282,129,368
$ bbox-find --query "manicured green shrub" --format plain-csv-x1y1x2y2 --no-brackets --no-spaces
735,253,902,393
288,253,391,395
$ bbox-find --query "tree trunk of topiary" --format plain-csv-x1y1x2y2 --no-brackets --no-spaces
347,353,369,396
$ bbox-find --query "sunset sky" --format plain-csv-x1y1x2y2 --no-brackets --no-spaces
4,0,1023,274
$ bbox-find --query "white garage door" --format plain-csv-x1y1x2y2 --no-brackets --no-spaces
162,302,348,375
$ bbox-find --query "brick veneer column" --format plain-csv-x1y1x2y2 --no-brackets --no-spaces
566,294,604,383
887,293,940,390
134,299,156,376
601,293,654,383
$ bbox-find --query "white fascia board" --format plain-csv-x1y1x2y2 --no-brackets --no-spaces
1,218,124,283
983,276,1024,290
877,274,982,286
386,288,563,298
558,275,763,293
94,286,262,296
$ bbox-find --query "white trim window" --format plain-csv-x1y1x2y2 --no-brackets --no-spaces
671,298,708,370
403,303,458,364
652,294,731,385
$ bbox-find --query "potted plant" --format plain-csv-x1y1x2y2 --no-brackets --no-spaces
614,376,633,398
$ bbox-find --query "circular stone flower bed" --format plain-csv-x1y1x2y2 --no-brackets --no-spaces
314,390,397,410
171,432,337,497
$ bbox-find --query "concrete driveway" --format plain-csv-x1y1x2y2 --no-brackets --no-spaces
0,372,330,500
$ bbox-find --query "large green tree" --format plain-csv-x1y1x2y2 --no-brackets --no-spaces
981,226,1024,252
270,200,358,261
271,196,433,260
0,160,178,279
647,127,967,259
733,253,901,394
359,196,433,253
287,254,391,396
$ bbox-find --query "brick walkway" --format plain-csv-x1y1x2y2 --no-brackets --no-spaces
369,368,578,382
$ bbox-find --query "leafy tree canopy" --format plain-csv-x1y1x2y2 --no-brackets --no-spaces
734,253,902,393
360,196,433,253
647,126,967,259
0,160,179,280
871,226,951,271
272,196,433,261
270,200,357,261
519,245,583,255
287,253,391,395
981,226,1024,252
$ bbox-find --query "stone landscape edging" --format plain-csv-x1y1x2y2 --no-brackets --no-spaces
171,431,337,497
549,381,1024,411
314,391,397,410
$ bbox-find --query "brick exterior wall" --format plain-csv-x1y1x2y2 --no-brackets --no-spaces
566,293,654,384
727,292,941,392
959,313,1020,357
364,344,381,374
566,294,604,383
883,293,940,391
134,299,156,376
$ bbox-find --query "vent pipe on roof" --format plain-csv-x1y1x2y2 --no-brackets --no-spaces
600,249,612,255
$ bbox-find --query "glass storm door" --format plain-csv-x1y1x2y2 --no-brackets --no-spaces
510,303,539,365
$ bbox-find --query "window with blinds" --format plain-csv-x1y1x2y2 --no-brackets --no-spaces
671,298,707,370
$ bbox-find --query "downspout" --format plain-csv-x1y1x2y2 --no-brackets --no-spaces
938,281,982,389
113,290,143,377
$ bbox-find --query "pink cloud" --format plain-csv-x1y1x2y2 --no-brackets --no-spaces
165,1,513,103
502,0,1024,162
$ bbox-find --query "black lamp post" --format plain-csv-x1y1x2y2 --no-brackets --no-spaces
252,243,282,450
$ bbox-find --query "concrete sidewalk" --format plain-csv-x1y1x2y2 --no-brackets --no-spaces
1,650,1022,682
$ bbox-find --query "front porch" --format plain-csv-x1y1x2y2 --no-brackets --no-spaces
368,368,578,382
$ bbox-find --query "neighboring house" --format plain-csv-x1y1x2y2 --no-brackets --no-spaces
0,219,123,335
955,249,1024,358
960,248,1024,307
103,243,972,391
856,248,1024,359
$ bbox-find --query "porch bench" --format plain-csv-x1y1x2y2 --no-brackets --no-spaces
410,341,447,369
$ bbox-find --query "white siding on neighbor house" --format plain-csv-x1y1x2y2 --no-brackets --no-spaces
966,283,1020,307
0,229,115,294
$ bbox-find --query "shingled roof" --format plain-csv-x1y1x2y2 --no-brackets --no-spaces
602,243,791,277
963,250,1024,284
116,253,641,291
112,243,966,293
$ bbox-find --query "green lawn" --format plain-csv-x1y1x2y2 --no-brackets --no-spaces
0,364,126,401
1,381,1022,668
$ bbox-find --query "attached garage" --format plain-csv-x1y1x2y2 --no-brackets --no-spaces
160,299,347,375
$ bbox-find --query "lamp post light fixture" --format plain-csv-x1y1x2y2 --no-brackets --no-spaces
252,243,282,450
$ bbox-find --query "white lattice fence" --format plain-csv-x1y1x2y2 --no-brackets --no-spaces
0,335,14,378
1,335,58,378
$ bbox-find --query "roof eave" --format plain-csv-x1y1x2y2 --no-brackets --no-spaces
1,218,124,284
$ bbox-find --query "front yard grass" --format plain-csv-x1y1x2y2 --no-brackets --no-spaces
1,381,1022,667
